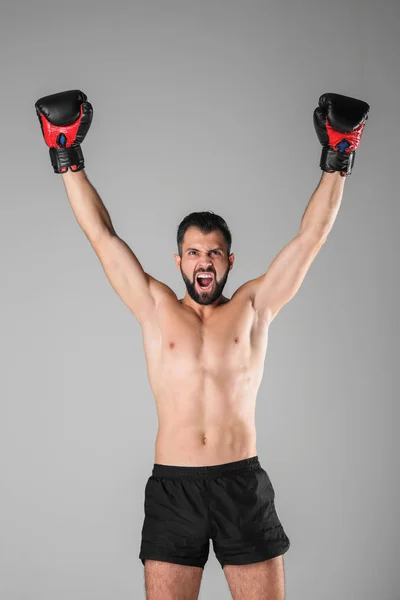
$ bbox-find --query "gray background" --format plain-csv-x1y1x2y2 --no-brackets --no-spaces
1,1,398,598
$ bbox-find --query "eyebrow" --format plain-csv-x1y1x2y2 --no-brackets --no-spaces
185,247,224,253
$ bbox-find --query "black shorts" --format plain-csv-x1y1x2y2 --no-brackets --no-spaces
139,456,290,569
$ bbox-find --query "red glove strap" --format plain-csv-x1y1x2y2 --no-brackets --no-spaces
325,117,366,152
39,105,83,148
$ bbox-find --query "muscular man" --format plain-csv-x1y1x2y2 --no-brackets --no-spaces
35,90,369,600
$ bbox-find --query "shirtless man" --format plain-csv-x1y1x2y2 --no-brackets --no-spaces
35,90,369,600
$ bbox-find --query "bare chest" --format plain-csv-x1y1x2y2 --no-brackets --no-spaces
141,295,270,374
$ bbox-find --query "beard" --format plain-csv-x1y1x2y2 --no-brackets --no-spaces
180,264,230,306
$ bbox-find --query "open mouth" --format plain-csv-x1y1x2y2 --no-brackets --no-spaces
196,273,214,292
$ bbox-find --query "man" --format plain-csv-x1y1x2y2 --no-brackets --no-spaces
35,90,369,600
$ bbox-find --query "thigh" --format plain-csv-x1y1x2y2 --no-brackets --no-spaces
144,559,204,600
223,555,286,600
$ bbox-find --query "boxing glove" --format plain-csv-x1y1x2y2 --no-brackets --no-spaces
313,93,370,177
35,90,93,174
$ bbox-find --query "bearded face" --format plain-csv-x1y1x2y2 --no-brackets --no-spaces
180,262,231,306
175,227,234,306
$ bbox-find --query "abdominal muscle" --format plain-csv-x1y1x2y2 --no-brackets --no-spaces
154,414,258,466
151,376,260,466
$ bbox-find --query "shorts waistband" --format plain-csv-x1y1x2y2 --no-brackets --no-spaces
151,456,261,479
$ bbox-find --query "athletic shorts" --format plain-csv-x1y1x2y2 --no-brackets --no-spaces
139,456,290,569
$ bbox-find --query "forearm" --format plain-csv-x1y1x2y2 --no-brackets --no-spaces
299,171,346,240
61,170,115,239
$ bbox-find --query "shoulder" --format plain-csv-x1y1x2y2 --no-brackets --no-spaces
146,273,178,306
231,277,261,306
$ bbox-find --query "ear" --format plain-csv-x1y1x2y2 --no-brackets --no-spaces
228,253,235,270
174,253,181,270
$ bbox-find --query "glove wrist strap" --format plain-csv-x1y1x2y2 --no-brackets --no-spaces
320,146,355,177
49,145,85,174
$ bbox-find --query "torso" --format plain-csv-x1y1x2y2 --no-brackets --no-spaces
140,287,271,466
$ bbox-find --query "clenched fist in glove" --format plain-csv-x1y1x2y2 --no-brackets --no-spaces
313,93,370,177
35,90,93,174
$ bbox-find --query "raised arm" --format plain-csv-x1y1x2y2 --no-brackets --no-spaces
249,172,345,321
248,92,370,322
61,169,174,324
35,89,174,325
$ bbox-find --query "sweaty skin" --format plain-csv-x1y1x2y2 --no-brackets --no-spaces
142,227,268,466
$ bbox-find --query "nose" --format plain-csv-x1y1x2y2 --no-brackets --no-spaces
198,260,213,271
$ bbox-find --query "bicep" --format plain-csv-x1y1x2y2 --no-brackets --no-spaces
252,232,325,320
89,231,168,323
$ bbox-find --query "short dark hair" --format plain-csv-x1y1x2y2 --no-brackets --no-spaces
177,211,232,258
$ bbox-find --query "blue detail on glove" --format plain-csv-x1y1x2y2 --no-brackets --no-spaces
337,139,350,152
57,133,67,147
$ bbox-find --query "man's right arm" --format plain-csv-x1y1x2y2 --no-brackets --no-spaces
62,169,174,324
35,88,174,323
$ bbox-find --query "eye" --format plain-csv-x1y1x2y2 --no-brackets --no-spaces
188,250,219,255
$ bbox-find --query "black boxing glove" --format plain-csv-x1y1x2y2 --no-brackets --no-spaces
35,90,93,174
313,93,370,177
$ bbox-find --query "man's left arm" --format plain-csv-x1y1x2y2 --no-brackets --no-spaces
249,92,370,321
251,171,345,321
